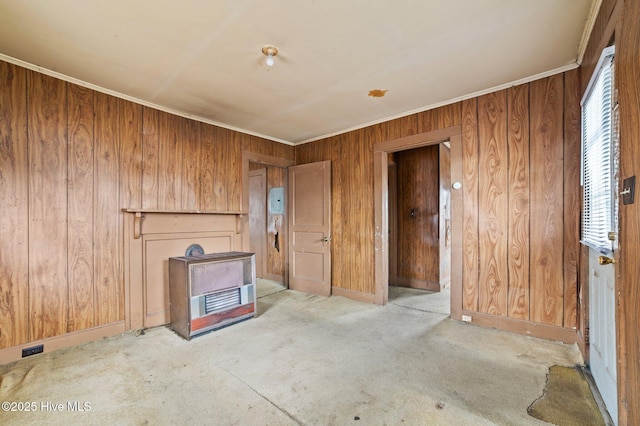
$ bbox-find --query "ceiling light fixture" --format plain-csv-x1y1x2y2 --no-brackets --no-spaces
262,45,278,67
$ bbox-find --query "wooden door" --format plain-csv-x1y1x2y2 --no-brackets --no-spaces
249,169,267,278
288,161,331,296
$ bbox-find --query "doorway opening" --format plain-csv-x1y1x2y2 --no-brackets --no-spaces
387,142,452,316
372,126,462,320
243,152,295,299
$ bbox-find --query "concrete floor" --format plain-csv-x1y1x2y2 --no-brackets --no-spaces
0,282,585,425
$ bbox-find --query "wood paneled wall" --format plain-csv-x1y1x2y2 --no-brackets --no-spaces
0,60,293,350
296,75,580,329
394,145,440,287
461,73,580,327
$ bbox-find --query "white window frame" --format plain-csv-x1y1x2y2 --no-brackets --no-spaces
581,45,616,254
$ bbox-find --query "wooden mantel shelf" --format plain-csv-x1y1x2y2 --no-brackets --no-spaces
123,209,248,215
123,209,248,239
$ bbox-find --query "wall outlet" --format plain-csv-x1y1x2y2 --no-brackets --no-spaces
22,344,44,358
462,315,472,323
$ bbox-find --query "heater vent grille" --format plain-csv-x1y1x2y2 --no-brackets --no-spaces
205,288,240,313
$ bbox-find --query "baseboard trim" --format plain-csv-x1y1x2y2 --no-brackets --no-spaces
331,287,376,304
0,322,126,365
460,310,578,344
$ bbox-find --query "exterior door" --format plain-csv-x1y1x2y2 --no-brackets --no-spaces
288,161,331,296
589,249,617,423
249,169,267,278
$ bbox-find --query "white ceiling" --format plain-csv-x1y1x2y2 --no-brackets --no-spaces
0,0,598,145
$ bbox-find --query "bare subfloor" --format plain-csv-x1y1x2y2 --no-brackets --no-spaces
0,284,586,425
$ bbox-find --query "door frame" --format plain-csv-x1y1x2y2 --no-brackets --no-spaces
373,125,463,320
242,152,295,286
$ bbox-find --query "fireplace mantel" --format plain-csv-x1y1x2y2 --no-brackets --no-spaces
123,210,249,331
123,209,248,239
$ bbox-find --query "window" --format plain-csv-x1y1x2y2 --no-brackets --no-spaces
581,45,616,253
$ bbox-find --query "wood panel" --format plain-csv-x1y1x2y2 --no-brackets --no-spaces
529,74,565,327
329,137,345,292
119,99,143,210
419,108,439,133
198,123,216,211
438,102,462,129
67,84,95,332
0,62,29,349
202,124,227,211
461,98,479,311
228,131,242,211
477,90,508,316
395,146,440,286
267,166,286,278
562,69,581,329
141,107,160,209
27,71,68,340
94,92,122,325
157,111,184,210
617,0,640,421
182,120,200,210
506,84,530,320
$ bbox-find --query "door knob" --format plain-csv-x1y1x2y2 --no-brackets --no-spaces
322,236,331,242
598,255,615,265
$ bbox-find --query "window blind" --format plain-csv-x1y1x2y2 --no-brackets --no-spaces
581,46,615,253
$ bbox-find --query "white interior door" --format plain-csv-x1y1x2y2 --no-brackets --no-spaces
589,249,617,424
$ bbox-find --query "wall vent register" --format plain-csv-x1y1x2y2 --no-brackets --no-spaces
169,251,256,340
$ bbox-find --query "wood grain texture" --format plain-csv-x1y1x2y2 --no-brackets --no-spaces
0,62,29,348
438,102,462,129
617,0,640,421
157,111,183,210
203,124,227,211
419,109,439,134
94,92,122,325
141,107,160,209
562,69,581,329
267,167,286,277
182,119,200,210
396,146,440,284
529,75,564,327
228,131,242,211
461,98,480,312
27,71,68,340
329,137,345,293
477,90,508,316
119,99,143,210
67,84,95,332
198,123,216,211
506,84,530,320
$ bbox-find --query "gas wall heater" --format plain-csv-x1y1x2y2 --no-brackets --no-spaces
169,251,256,340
